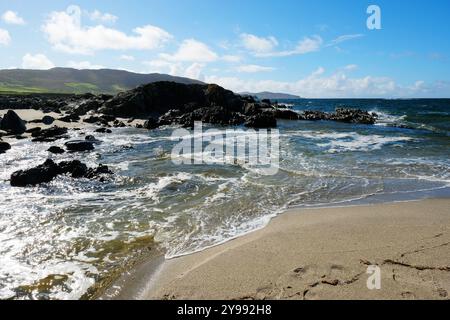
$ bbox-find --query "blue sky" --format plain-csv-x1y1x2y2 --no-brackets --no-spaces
1,0,449,97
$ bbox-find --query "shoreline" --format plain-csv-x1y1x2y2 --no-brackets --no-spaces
135,198,450,300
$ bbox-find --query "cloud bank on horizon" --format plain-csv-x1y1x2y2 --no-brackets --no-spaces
0,0,449,98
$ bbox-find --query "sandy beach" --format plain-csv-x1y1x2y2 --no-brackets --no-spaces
142,199,450,300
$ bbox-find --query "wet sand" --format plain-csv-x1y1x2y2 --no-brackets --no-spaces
142,199,450,300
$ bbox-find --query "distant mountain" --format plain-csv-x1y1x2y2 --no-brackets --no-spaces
240,91,301,100
0,68,203,94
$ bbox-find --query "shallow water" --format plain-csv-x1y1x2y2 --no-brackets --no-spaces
0,99,449,299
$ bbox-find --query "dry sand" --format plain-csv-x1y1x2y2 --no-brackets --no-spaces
144,199,450,300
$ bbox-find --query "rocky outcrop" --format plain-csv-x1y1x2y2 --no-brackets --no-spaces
330,108,378,125
245,113,277,129
47,146,65,154
296,108,378,125
10,159,59,186
144,117,159,130
272,109,299,120
65,140,95,152
95,128,112,134
10,159,113,187
31,126,68,142
1,83,380,133
102,82,244,118
0,110,26,134
0,140,11,153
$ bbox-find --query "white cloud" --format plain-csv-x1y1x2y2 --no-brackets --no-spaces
67,61,104,69
184,63,205,79
222,55,242,63
120,54,135,61
295,35,323,54
42,5,172,54
1,10,25,25
256,36,323,57
143,59,205,80
160,39,218,62
328,34,364,46
144,59,183,75
22,53,55,70
343,64,358,71
205,66,437,98
240,33,278,53
236,64,275,73
87,10,118,24
0,28,11,45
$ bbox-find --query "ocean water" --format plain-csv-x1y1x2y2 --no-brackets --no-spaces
0,99,449,299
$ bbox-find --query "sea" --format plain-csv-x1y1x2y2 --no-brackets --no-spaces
0,98,449,299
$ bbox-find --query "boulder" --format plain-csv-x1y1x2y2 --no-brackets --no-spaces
272,109,299,120
85,135,102,145
144,117,159,130
10,159,113,187
26,127,42,134
47,146,65,154
83,116,100,124
102,82,244,118
57,160,88,178
95,128,112,134
245,113,277,129
113,120,126,128
31,126,68,142
85,164,113,179
0,110,26,134
298,110,329,121
10,159,59,187
42,116,55,125
58,114,80,123
65,140,95,152
330,108,378,125
0,140,11,153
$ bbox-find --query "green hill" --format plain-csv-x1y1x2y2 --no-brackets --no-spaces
0,68,203,94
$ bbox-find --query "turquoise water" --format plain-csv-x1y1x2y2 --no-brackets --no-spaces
0,99,449,299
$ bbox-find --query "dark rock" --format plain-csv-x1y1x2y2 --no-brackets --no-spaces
298,110,330,121
10,159,113,187
135,124,143,129
103,82,244,118
99,114,116,122
272,109,299,120
26,127,42,134
28,119,43,124
85,164,113,179
0,141,11,153
85,135,102,145
10,159,59,187
245,113,277,129
330,108,378,125
58,114,80,123
47,146,65,154
31,126,68,142
65,140,95,152
0,110,26,134
15,135,26,140
57,160,88,178
144,117,160,130
113,120,126,128
83,116,100,124
42,115,55,125
95,128,112,134
158,109,184,126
